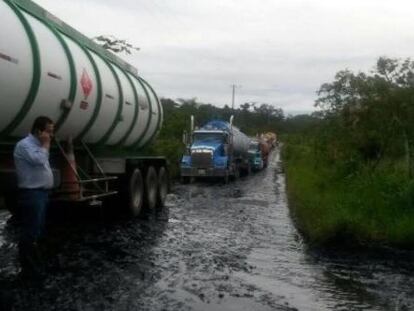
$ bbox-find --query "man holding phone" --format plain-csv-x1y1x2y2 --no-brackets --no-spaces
14,116,54,280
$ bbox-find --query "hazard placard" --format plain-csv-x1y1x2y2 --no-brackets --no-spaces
80,69,93,99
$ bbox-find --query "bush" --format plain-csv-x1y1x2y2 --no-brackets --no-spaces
284,136,414,248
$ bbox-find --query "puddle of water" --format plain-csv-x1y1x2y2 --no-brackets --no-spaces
168,218,181,223
190,296,278,311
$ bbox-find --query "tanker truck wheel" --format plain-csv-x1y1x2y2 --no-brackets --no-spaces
223,173,229,184
247,163,252,175
231,165,240,181
234,169,240,180
240,163,251,177
144,166,158,212
128,168,144,217
157,166,169,207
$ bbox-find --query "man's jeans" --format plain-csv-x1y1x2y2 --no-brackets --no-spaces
18,189,49,244
18,189,49,278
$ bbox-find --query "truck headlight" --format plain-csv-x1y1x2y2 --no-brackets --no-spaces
191,148,213,155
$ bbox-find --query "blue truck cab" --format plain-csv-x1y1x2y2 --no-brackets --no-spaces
248,140,264,171
181,118,251,182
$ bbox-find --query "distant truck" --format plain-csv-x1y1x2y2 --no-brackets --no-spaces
0,0,169,218
261,132,278,149
180,116,251,183
248,138,271,171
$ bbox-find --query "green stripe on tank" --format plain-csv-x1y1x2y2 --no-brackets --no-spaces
1,0,41,137
10,0,139,79
139,78,162,148
131,77,153,150
44,31,77,132
116,70,139,147
76,49,102,142
96,59,123,146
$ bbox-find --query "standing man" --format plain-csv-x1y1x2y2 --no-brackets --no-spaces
14,116,54,279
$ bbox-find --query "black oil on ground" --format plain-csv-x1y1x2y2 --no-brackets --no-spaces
1,149,414,310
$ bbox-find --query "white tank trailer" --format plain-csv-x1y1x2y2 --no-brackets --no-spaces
0,0,169,218
200,120,251,158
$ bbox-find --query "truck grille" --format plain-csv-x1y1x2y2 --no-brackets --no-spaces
191,152,213,168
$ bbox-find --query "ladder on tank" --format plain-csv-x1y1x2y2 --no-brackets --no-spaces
54,138,118,205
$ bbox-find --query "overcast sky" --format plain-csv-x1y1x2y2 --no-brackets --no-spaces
35,0,414,114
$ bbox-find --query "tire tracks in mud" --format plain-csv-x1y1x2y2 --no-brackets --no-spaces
136,149,299,311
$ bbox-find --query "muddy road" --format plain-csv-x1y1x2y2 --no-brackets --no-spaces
1,149,414,310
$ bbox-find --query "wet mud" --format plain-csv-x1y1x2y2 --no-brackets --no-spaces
1,149,414,310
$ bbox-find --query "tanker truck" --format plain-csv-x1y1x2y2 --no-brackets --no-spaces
180,116,251,183
248,137,270,171
262,132,278,149
0,0,169,218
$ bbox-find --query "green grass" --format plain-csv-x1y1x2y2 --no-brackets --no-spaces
147,137,184,179
283,140,414,248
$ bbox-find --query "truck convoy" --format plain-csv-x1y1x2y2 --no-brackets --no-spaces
0,0,169,217
180,116,251,183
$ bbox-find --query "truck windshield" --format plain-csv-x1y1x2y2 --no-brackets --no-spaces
249,142,259,152
193,133,225,144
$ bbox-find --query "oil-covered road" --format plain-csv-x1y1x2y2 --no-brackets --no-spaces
1,149,414,310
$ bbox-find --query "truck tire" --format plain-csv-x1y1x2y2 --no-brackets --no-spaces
223,173,229,184
144,166,158,211
157,166,169,207
242,163,252,176
128,168,144,217
246,163,252,176
231,166,240,181
235,169,240,180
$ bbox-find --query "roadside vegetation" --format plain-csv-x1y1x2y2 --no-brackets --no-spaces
283,57,414,248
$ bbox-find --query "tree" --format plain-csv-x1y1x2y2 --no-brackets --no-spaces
93,35,140,54
315,57,414,177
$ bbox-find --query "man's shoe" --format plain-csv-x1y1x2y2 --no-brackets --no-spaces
18,242,46,282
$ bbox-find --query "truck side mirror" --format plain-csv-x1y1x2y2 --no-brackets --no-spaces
223,144,228,155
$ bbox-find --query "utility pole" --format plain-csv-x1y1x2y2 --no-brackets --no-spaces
230,84,241,111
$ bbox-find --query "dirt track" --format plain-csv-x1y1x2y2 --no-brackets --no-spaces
1,149,414,310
